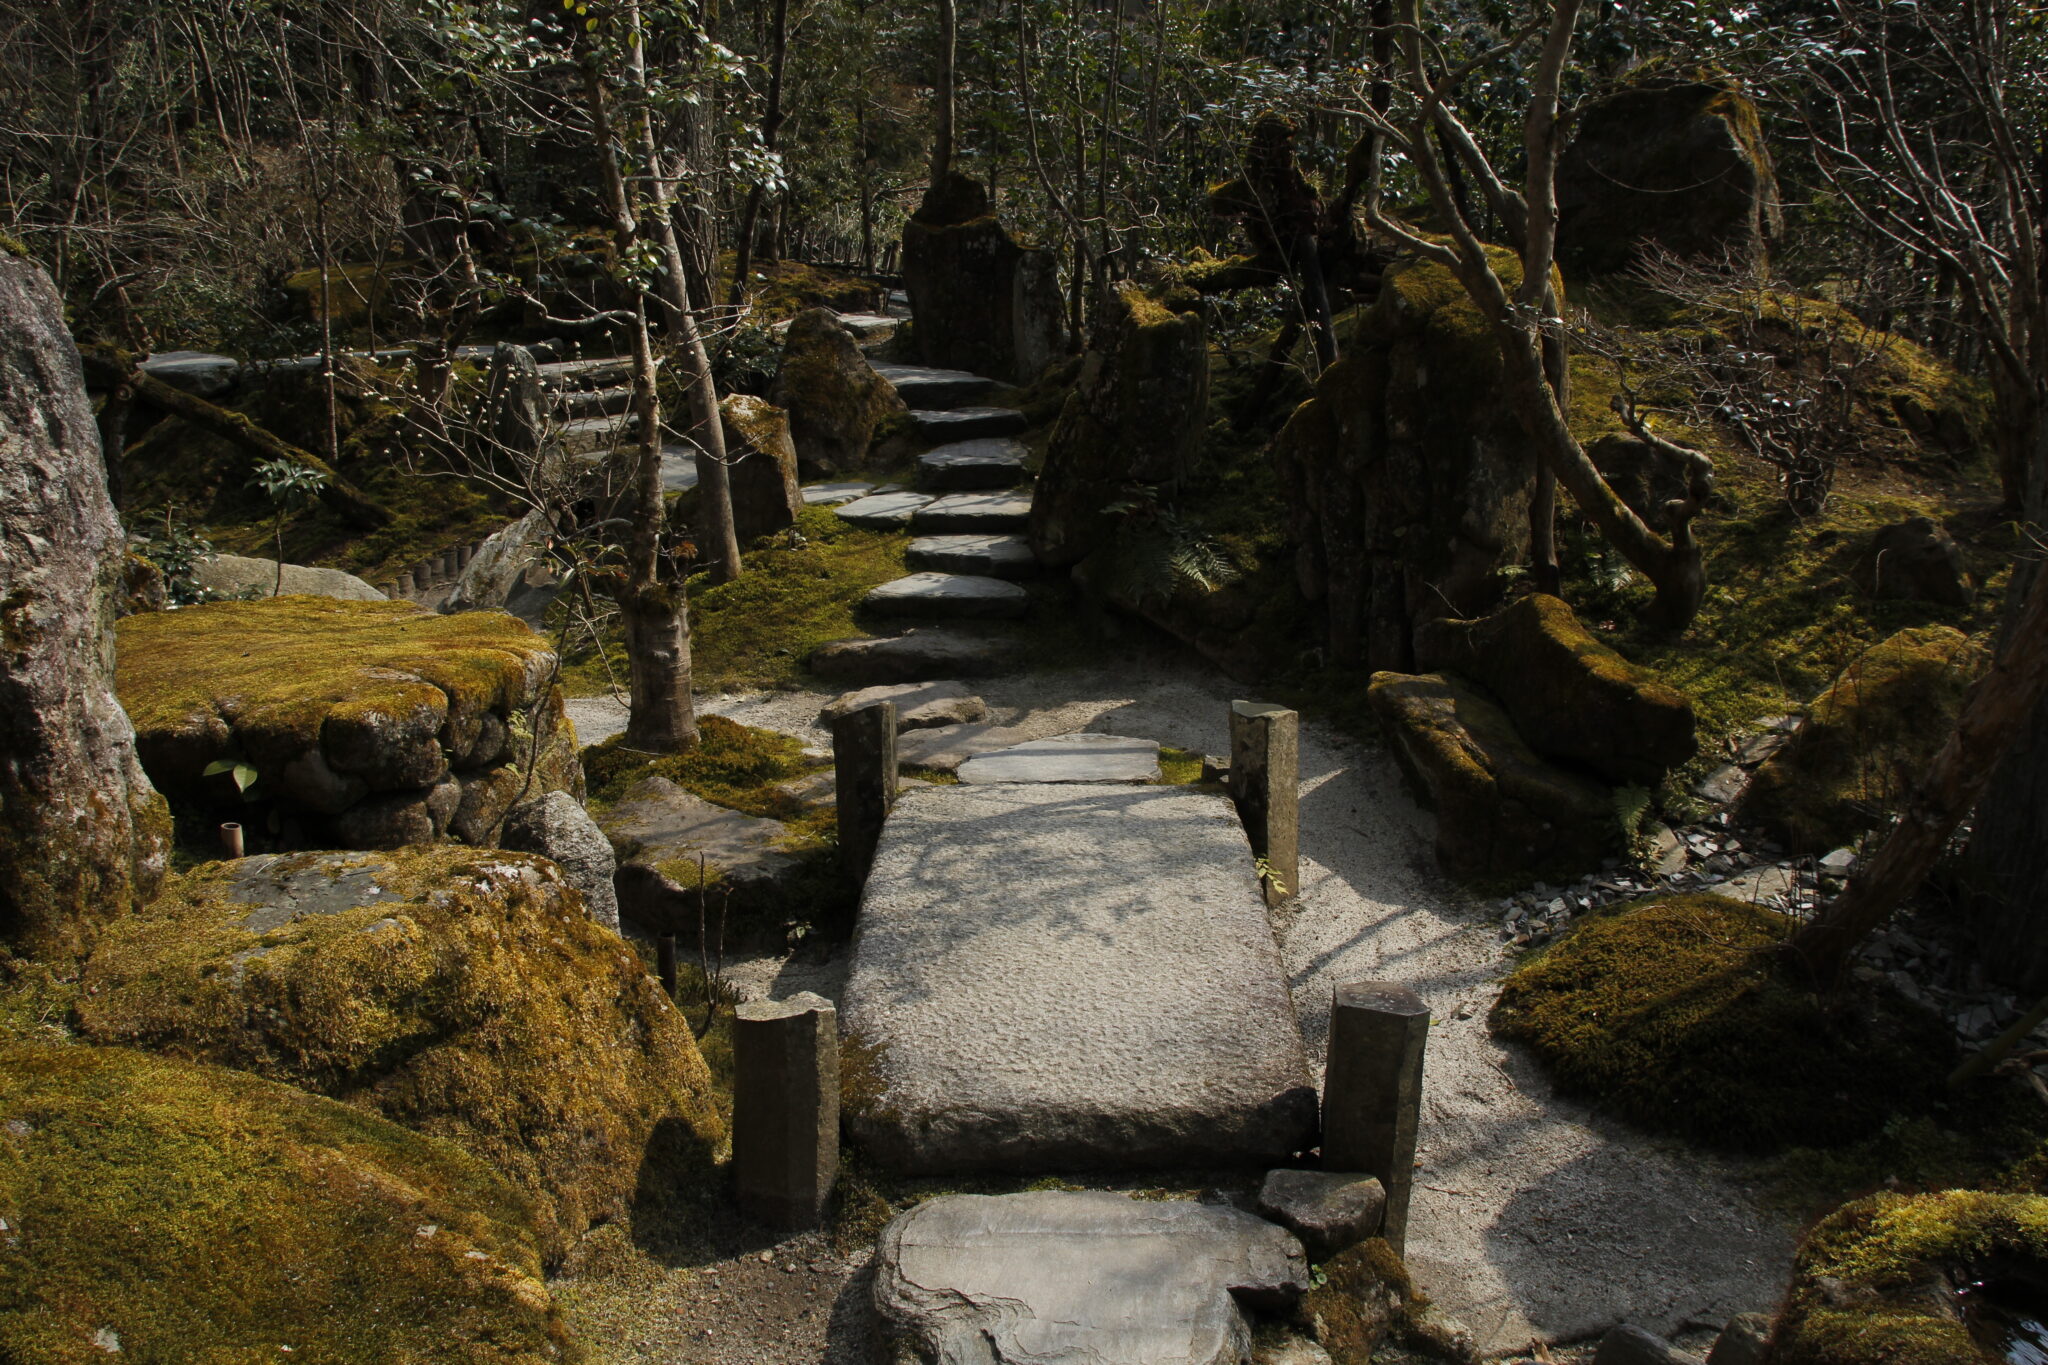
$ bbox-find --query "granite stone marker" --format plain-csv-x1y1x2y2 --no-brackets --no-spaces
1229,701,1300,906
1322,981,1428,1253
733,992,840,1229
834,701,898,880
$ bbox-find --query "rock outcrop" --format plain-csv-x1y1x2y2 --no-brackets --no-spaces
1853,515,1973,607
769,308,905,476
194,552,386,601
501,790,620,929
77,846,722,1261
719,393,803,539
0,253,169,958
116,596,581,850
901,172,1063,384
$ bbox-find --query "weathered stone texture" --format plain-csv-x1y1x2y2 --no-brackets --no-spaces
901,172,1062,384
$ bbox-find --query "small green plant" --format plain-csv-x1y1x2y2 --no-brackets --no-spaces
1096,489,1242,607
135,508,221,607
1613,784,1655,861
252,459,329,595
1254,856,1290,898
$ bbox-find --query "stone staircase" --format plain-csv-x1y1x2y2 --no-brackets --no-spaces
536,355,699,490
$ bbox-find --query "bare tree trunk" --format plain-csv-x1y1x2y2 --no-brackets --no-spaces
729,0,789,308
933,0,956,183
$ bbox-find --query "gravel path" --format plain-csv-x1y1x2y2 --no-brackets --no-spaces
560,647,1798,1357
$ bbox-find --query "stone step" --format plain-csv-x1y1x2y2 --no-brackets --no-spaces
659,443,700,491
906,534,1042,579
876,364,997,411
801,481,876,506
916,438,1030,491
537,356,632,390
912,406,1027,441
557,414,635,456
554,385,631,420
956,734,1161,784
911,492,1032,534
835,490,934,529
864,572,1028,620
807,629,1021,684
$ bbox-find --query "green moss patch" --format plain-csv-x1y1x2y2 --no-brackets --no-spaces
1493,894,1963,1151
0,1042,575,1363
583,715,818,820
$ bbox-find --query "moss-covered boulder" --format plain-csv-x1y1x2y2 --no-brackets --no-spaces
0,1042,575,1362
1739,625,1986,853
1367,671,1614,882
75,846,721,1260
1271,254,1538,670
1030,285,1209,568
116,595,582,850
1555,76,1782,276
1493,894,1959,1151
900,172,1063,384
720,393,802,540
769,308,907,476
1773,1190,2048,1365
1414,594,1696,786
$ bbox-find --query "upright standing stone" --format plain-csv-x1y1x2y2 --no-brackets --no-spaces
834,701,897,881
1229,701,1300,906
1322,981,1429,1253
733,992,839,1229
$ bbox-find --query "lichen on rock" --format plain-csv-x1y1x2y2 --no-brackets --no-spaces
769,308,906,476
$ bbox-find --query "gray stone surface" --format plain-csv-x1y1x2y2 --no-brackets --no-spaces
820,681,988,732
957,732,1161,784
500,791,619,930
873,1191,1308,1365
140,349,240,397
195,554,386,602
1323,982,1429,1253
911,406,1028,440
444,510,549,615
600,776,804,937
807,630,1021,684
1230,701,1300,907
912,491,1034,533
659,442,702,491
1595,1325,1706,1365
732,991,839,1230
835,491,933,528
875,364,996,410
800,481,874,505
1256,1170,1387,1261
843,783,1317,1171
907,533,1041,578
865,572,1028,620
1705,1314,1770,1365
892,720,1039,774
833,702,897,882
917,437,1027,490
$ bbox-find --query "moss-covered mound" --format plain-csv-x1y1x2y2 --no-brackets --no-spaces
76,846,723,1261
0,1042,575,1362
584,713,817,821
1775,1190,2048,1365
1493,894,1961,1151
117,595,581,848
1740,625,1986,852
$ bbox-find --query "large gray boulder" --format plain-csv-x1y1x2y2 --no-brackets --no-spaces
501,792,620,930
873,1191,1308,1365
719,394,802,540
194,553,385,602
770,309,906,476
0,254,169,957
600,776,805,938
443,508,554,616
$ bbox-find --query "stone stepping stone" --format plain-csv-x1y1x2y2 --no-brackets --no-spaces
842,783,1317,1171
893,721,1039,774
558,413,635,456
864,572,1027,620
912,406,1027,440
537,356,632,389
957,733,1161,784
873,1191,1307,1365
554,385,631,420
835,491,934,528
820,681,988,732
832,312,899,341
658,443,700,492
801,481,874,505
807,630,1020,684
911,492,1032,534
140,350,240,397
916,438,1029,491
875,364,997,410
906,534,1041,579
599,776,804,932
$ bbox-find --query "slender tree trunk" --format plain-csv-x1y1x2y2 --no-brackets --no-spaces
933,0,956,183
729,0,789,308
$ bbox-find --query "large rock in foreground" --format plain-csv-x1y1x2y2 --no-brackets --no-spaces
843,783,1316,1172
0,254,169,958
1368,671,1615,882
0,1043,572,1362
77,847,721,1261
719,393,802,540
873,1191,1307,1365
117,596,582,849
1415,593,1696,786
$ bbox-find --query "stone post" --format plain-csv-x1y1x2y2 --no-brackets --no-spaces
732,991,840,1230
834,701,897,882
1228,700,1299,906
1322,981,1429,1253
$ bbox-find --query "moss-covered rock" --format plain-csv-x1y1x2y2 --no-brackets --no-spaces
75,846,722,1261
719,393,803,540
1493,894,1961,1151
116,595,581,849
1415,594,1696,786
1739,625,1986,853
900,172,1063,383
1774,1189,2048,1365
769,308,907,476
1367,670,1615,882
1030,285,1209,568
0,1041,575,1362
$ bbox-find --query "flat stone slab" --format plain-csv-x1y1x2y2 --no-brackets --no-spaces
907,534,1041,579
958,733,1161,784
912,406,1027,440
141,350,240,397
876,364,997,411
836,491,935,528
807,630,1021,684
893,721,1041,774
600,776,806,934
843,783,1317,1171
873,1191,1307,1365
659,443,701,491
917,438,1029,491
801,481,874,505
865,573,1028,620
911,493,1033,534
820,681,988,732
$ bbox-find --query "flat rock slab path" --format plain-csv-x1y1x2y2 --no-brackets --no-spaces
841,782,1317,1174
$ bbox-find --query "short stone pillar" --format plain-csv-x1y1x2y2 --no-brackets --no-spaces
732,991,840,1229
834,700,897,881
1322,981,1429,1253
1228,700,1299,905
